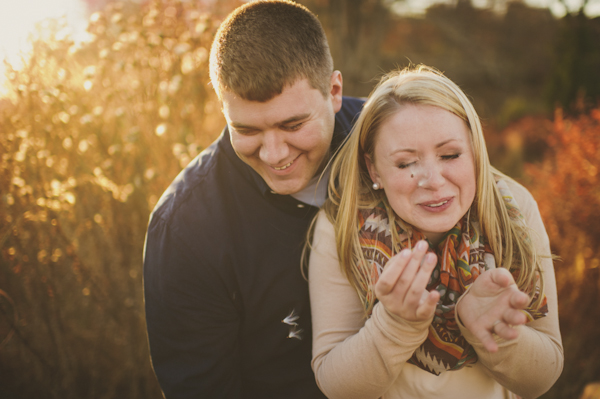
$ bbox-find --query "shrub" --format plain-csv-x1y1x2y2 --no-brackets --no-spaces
0,0,240,397
520,108,600,398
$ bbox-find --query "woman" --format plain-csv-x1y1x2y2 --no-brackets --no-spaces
308,66,563,399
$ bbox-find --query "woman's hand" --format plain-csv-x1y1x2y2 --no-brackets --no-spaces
374,240,440,322
457,267,530,352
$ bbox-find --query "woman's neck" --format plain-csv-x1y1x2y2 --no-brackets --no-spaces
425,232,445,247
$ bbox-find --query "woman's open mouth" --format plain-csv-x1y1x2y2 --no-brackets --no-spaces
420,197,453,212
427,200,449,207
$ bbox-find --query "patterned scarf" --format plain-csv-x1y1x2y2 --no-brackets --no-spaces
358,180,548,375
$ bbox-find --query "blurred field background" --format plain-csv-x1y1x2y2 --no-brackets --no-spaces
0,0,599,398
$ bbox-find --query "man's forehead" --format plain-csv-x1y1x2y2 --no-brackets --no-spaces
222,79,321,126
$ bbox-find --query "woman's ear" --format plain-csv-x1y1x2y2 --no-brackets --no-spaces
364,154,381,188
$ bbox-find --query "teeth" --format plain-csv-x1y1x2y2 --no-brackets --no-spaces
274,161,293,170
427,200,448,207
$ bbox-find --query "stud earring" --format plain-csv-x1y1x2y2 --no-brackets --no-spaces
372,182,380,190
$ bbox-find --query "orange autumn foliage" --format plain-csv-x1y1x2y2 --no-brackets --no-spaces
525,108,600,281
518,108,600,398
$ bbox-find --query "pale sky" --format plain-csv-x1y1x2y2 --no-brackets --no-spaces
393,0,600,16
0,0,89,94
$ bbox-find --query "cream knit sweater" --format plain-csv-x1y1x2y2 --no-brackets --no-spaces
309,179,563,399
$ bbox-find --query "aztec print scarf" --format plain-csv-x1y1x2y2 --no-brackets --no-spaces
358,179,548,375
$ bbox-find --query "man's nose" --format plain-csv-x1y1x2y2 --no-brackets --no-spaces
259,130,290,166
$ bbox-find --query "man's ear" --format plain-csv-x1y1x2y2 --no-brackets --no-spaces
330,70,343,113
364,154,381,188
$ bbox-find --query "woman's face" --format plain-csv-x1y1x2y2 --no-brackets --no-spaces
366,103,477,245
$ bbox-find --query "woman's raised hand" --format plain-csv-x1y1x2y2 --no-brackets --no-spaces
457,267,531,353
374,240,440,322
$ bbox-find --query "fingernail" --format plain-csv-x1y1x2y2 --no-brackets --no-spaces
400,249,411,258
425,253,436,263
416,241,428,251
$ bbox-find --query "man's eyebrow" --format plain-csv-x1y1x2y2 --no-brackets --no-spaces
229,122,257,130
276,113,310,127
229,113,310,130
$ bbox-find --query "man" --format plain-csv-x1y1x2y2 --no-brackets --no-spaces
143,1,363,398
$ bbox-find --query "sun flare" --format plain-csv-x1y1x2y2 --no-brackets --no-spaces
0,0,88,93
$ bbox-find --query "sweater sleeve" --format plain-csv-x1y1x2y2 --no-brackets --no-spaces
309,210,432,399
144,217,242,399
456,180,564,399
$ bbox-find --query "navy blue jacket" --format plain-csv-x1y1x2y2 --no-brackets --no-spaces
143,96,363,399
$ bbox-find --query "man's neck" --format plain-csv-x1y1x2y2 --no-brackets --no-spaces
291,166,331,207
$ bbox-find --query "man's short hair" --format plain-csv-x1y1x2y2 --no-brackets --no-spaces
209,0,334,102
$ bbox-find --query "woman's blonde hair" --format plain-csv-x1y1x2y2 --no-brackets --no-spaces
322,65,544,313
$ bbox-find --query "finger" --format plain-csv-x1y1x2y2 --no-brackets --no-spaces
404,252,437,309
508,289,530,309
375,249,411,296
502,308,527,327
415,290,440,320
490,267,515,288
493,321,520,341
474,328,499,353
395,241,429,298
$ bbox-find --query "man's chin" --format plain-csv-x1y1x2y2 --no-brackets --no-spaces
269,187,302,196
266,179,308,196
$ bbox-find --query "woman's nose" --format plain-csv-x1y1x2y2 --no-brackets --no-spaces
411,161,445,189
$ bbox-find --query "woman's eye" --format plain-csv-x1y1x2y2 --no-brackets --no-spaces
397,161,416,169
442,153,461,160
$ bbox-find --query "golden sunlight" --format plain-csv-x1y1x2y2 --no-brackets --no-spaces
0,0,88,94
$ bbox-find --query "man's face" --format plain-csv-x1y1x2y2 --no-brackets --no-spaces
221,73,343,195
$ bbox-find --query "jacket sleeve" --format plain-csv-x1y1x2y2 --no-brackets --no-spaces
309,210,432,399
143,216,242,399
456,181,564,399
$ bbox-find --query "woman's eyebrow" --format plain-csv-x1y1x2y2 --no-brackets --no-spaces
388,139,461,156
436,138,461,148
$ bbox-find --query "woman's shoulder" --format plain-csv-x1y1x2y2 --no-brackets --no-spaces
314,208,336,237
498,176,537,211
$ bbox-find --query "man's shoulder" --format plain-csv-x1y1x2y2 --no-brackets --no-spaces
149,133,237,235
329,96,364,149
341,96,365,112
338,96,364,125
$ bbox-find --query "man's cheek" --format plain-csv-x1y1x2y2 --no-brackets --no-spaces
232,138,259,157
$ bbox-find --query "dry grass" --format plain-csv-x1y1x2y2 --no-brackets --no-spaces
0,1,239,397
